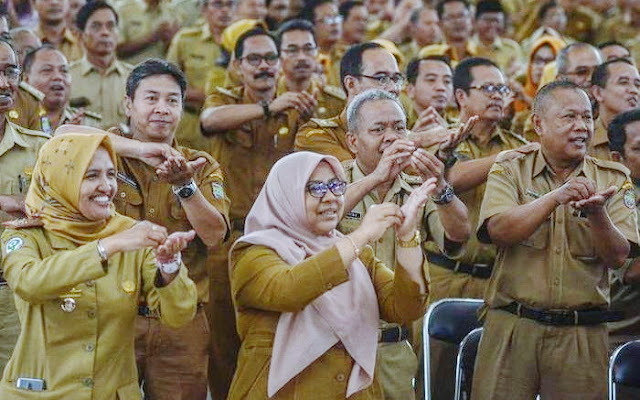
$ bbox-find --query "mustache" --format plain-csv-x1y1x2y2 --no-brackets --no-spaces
294,61,312,69
254,71,275,79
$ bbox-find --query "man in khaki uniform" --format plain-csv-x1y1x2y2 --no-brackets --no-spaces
338,89,470,400
166,0,234,151
199,27,310,399
302,0,343,87
276,19,345,120
24,46,102,135
473,80,638,400
589,58,640,161
399,7,443,63
431,0,474,63
70,1,132,130
0,41,50,375
426,57,527,400
295,42,404,161
34,0,84,62
113,59,229,400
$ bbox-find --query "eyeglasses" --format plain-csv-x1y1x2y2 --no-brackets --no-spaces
241,53,279,67
209,0,235,8
0,65,20,83
469,83,511,96
316,15,343,25
565,66,596,79
359,73,406,87
306,178,347,198
281,45,317,57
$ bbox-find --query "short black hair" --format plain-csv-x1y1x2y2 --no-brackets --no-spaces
301,0,334,22
453,57,498,93
340,42,382,92
598,40,630,52
339,1,364,20
538,0,559,22
23,44,59,74
608,109,640,154
591,57,634,88
406,55,451,85
475,0,504,19
234,27,277,59
436,0,469,19
126,58,187,100
76,1,118,32
275,19,315,49
533,80,586,116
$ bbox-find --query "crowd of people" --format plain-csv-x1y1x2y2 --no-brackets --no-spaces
0,0,638,399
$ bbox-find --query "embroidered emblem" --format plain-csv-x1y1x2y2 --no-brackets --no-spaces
5,237,23,254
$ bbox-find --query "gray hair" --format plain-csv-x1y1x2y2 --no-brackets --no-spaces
346,89,406,133
556,42,601,75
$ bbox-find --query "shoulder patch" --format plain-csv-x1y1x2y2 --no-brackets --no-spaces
215,86,242,100
83,109,103,120
19,81,45,101
624,188,636,209
211,182,225,199
323,85,346,100
506,130,528,145
309,118,339,128
4,237,24,254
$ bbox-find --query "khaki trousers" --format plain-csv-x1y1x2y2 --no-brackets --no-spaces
377,340,418,400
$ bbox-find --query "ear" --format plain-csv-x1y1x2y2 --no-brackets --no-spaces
406,83,415,98
611,151,624,163
454,88,466,108
344,75,358,96
591,85,604,103
532,113,543,137
124,96,132,118
346,131,358,155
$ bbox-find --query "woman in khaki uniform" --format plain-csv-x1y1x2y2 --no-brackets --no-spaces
228,152,432,399
0,133,198,399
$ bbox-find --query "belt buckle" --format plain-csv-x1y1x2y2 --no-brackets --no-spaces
396,325,403,342
540,312,555,325
453,261,462,273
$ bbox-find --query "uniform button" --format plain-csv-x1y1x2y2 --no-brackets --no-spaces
85,280,95,287
119,192,126,198
152,176,158,182
87,309,96,319
149,208,155,214
85,343,95,352
336,373,345,382
555,247,561,254
82,378,93,387
553,278,560,286
326,283,333,289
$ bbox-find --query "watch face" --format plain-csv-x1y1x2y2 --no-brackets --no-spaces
178,187,195,198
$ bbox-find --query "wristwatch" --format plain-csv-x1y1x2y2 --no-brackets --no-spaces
158,253,181,274
431,181,455,205
172,180,197,200
260,99,271,118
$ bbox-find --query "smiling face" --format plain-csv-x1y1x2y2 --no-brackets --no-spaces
26,48,71,112
407,59,452,113
305,161,345,235
457,64,505,122
592,62,640,117
0,43,19,114
78,146,117,221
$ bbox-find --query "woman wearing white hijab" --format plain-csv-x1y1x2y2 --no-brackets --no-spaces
228,151,434,399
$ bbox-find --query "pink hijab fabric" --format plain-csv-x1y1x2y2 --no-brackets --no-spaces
234,152,379,398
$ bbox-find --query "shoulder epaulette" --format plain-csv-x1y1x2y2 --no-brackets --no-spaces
323,85,346,100
506,130,528,144
309,118,339,128
589,157,631,175
214,86,242,100
176,26,201,37
11,121,50,138
83,109,103,120
19,81,45,101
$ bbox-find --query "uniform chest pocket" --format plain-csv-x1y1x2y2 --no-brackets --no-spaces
226,128,253,149
519,196,549,250
114,186,143,220
566,216,595,258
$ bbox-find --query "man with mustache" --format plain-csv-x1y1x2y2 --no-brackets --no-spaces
338,88,470,400
166,0,236,151
34,0,84,62
425,57,528,400
590,58,640,161
200,27,313,399
276,19,344,119
24,46,102,134
69,1,132,130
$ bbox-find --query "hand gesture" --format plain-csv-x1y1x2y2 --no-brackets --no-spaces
413,106,447,133
269,92,318,117
411,149,446,189
102,221,168,255
397,177,437,238
356,203,403,243
437,116,478,160
553,177,596,206
572,185,617,214
155,156,207,185
68,108,85,125
156,230,196,263
370,139,416,184
136,142,182,169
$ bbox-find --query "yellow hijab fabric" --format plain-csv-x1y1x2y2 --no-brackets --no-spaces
25,133,136,244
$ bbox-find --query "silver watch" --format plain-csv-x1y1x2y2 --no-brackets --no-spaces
431,181,455,205
172,179,197,199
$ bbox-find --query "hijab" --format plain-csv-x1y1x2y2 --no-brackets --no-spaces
234,152,379,398
25,132,135,244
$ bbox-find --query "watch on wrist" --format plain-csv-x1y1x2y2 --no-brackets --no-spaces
397,230,421,248
431,181,455,205
158,252,181,274
260,99,271,118
172,179,197,200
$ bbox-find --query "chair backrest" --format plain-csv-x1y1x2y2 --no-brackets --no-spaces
423,298,484,400
609,340,640,400
454,328,483,400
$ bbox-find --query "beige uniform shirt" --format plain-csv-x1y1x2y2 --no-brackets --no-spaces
589,117,613,162
9,82,45,131
69,57,133,130
113,147,230,302
276,76,345,120
35,26,84,63
36,107,103,136
468,35,523,76
478,149,639,310
295,108,353,162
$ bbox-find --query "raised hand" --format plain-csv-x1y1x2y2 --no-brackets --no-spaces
369,139,416,184
101,221,168,256
156,230,196,264
397,177,437,238
437,115,478,160
156,156,207,186
356,203,403,243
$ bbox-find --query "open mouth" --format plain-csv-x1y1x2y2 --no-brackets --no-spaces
627,96,638,108
569,136,588,147
91,194,112,206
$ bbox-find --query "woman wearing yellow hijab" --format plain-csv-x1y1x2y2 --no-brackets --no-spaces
0,133,197,399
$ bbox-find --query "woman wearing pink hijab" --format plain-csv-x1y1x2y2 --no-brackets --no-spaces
227,151,434,399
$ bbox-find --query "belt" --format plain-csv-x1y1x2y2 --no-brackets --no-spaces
379,326,409,343
138,302,205,318
0,274,7,287
427,252,493,279
231,218,245,233
499,302,624,326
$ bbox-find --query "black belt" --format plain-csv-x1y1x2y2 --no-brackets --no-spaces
379,326,409,343
0,274,7,287
499,302,624,326
427,253,493,279
231,218,245,233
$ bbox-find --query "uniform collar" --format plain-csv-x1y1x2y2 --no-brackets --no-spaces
532,147,586,179
0,121,32,157
592,117,609,147
78,56,128,76
469,34,502,51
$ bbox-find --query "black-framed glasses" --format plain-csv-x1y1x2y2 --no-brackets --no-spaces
306,178,347,198
0,65,20,83
469,83,511,96
281,44,317,57
358,73,406,87
241,53,279,67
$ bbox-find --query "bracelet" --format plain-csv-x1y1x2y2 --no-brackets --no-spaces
260,99,271,118
397,230,421,248
96,240,108,262
158,252,182,274
345,235,361,258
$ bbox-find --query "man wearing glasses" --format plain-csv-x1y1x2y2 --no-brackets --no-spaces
303,0,343,87
276,19,344,119
0,39,50,376
295,42,405,161
167,0,236,152
556,42,602,95
425,57,529,400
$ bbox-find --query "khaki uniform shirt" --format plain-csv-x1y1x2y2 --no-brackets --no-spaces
318,44,347,88
478,149,639,310
0,227,197,399
9,82,45,131
35,26,84,63
295,108,353,162
36,106,103,136
69,57,133,130
202,86,302,221
565,5,601,44
589,117,613,162
113,147,230,302
595,13,636,50
228,243,427,399
468,35,523,76
276,76,345,120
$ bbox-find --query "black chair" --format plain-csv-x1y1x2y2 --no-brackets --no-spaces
454,327,483,400
609,340,640,400
422,298,484,400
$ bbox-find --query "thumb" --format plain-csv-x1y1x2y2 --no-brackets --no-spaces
188,157,208,172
